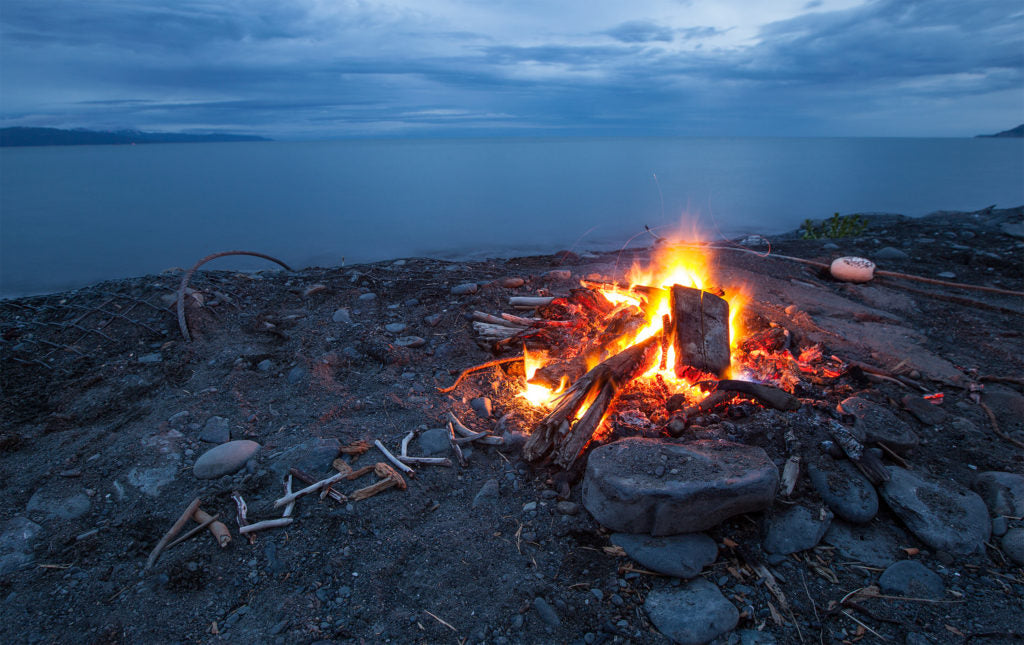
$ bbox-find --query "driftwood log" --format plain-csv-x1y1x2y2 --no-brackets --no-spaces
524,335,660,469
670,284,730,377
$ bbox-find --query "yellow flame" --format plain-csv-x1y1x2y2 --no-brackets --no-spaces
519,347,564,407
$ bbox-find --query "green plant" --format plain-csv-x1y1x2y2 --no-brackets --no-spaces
800,212,867,239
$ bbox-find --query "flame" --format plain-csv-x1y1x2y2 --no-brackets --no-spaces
518,227,749,413
519,347,565,407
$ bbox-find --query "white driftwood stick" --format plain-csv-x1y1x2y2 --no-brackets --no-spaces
193,508,231,547
509,296,554,308
453,429,489,444
231,492,249,528
472,311,526,328
447,421,467,467
274,471,347,508
500,312,543,326
473,321,518,339
282,475,295,518
780,456,801,498
446,411,476,437
400,431,416,457
374,439,416,477
398,456,453,466
239,518,294,534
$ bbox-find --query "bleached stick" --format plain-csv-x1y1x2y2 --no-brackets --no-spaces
282,475,295,518
400,431,416,457
274,471,347,508
374,439,416,477
398,456,453,466
239,518,294,534
447,421,467,467
146,497,201,570
509,296,554,308
193,508,231,547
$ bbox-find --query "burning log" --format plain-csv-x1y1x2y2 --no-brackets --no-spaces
697,379,801,411
670,284,730,377
524,335,660,469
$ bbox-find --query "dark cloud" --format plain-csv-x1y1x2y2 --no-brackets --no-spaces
605,20,674,43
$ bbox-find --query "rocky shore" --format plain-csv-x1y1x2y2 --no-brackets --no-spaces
1,206,1022,644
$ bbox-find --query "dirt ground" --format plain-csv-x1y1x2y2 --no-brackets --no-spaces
1,207,1022,645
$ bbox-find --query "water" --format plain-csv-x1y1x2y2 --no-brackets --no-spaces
2,136,1022,297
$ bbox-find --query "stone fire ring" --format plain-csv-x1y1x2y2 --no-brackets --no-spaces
582,438,779,536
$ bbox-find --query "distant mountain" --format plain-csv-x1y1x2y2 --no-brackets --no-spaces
0,127,270,147
976,124,1024,138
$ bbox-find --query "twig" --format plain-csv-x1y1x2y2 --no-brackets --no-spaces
876,441,910,468
374,439,416,477
166,513,220,550
447,421,467,466
398,456,453,466
239,518,293,534
424,610,457,632
177,250,293,341
980,401,1024,449
840,610,888,641
193,509,231,547
146,497,201,570
282,475,295,518
274,471,347,507
290,468,346,503
400,431,416,457
437,356,523,393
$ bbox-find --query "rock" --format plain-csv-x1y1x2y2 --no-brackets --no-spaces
273,438,341,476
582,438,778,535
499,277,525,288
1001,528,1024,565
424,313,443,326
992,516,1008,537
200,416,231,443
763,505,832,555
972,471,1024,517
936,271,956,279
544,270,572,281
878,560,944,599
901,395,947,426
418,428,451,455
807,458,879,523
167,410,190,426
875,246,909,260
839,397,919,452
257,359,274,372
470,397,492,418
332,308,351,323
981,387,1024,436
823,521,900,567
879,466,990,555
611,533,718,578
0,517,42,576
472,479,499,509
451,283,478,295
138,352,163,364
193,440,261,479
644,579,738,645
384,323,407,334
26,490,91,521
357,292,377,301
737,630,777,644
287,366,306,384
556,501,579,516
532,597,561,627
394,336,426,348
125,464,179,497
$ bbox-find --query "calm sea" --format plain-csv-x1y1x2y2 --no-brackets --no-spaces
1,137,1022,297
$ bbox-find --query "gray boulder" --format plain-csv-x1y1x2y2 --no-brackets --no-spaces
763,505,833,555
611,533,718,578
839,397,919,452
193,440,261,479
808,457,879,523
878,560,944,599
972,471,1024,517
644,579,738,645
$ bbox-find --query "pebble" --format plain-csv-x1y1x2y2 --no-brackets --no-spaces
472,479,500,509
417,428,451,455
451,283,479,295
138,352,163,364
193,440,261,479
590,588,604,601
544,270,572,281
200,416,231,443
610,532,718,578
556,501,579,516
167,411,190,426
500,277,525,288
522,502,537,512
357,292,377,301
839,397,919,451
287,366,306,384
394,336,426,348
470,397,493,418
874,246,909,260
0,517,42,575
1002,528,1024,565
879,466,990,555
878,560,944,599
583,438,778,535
257,359,274,372
936,271,956,279
644,578,738,645
763,505,833,555
332,308,352,323
991,516,1008,537
532,597,561,626
424,313,443,326
901,394,947,426
972,471,1024,517
384,323,407,334
807,458,878,523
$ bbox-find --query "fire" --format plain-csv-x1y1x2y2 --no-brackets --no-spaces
518,231,748,412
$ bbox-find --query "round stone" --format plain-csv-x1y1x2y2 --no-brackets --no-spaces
193,440,261,479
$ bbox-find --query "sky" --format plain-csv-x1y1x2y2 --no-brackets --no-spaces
1,0,1022,139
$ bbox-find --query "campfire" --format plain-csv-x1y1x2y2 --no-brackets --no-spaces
469,235,830,476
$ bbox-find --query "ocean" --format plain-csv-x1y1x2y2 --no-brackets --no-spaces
1,136,1022,297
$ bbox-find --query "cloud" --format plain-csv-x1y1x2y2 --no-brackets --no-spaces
605,20,675,43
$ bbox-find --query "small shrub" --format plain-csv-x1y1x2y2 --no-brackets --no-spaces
800,212,867,239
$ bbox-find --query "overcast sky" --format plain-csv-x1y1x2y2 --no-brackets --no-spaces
1,0,1021,139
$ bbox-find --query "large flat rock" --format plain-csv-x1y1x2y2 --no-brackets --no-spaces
879,466,990,556
611,533,718,579
644,579,739,645
583,438,778,536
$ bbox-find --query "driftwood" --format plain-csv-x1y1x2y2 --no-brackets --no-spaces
524,335,660,469
146,497,201,570
697,379,801,411
670,284,730,377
